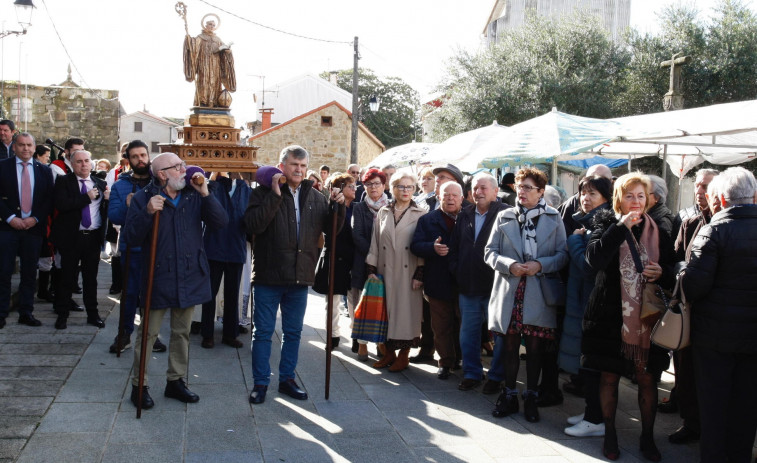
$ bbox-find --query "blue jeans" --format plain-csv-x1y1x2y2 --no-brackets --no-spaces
251,284,308,386
120,250,142,335
459,293,505,381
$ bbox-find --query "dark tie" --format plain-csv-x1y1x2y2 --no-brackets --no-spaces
80,179,92,229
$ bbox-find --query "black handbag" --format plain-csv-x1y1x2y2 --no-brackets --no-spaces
539,272,566,306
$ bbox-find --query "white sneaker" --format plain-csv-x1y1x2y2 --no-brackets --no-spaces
564,420,605,437
567,413,584,425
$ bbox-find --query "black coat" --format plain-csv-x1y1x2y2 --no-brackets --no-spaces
50,173,108,247
313,204,355,295
351,201,377,290
448,200,508,296
581,208,674,375
0,157,54,237
410,208,457,300
682,205,757,354
647,202,675,241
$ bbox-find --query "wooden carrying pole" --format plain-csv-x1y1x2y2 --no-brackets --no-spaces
136,212,161,418
325,204,339,400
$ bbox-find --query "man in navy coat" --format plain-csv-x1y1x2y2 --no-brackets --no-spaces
125,152,227,410
0,133,54,328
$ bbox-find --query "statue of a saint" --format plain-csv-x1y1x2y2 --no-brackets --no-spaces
181,11,236,108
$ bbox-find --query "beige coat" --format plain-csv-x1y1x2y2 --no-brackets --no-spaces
366,204,426,341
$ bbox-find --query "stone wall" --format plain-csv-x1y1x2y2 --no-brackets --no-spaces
0,81,120,161
250,104,383,172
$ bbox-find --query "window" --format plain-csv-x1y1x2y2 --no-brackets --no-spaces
321,116,333,127
11,98,33,123
151,142,160,153
134,121,142,132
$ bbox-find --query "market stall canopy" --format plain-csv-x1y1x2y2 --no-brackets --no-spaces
451,109,622,171
590,100,757,177
424,121,509,168
368,142,438,169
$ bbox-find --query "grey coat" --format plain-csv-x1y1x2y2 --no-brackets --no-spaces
485,206,568,332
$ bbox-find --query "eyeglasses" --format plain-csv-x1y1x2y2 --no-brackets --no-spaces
343,184,357,190
160,162,187,172
515,184,540,192
364,181,383,188
396,185,415,192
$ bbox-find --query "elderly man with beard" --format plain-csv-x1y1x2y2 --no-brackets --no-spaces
411,182,466,379
449,173,509,391
106,140,166,354
125,152,227,409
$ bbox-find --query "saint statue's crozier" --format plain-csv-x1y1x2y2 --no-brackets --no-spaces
181,11,236,108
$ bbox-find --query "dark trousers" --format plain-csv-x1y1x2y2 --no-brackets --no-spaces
419,298,435,354
119,250,142,335
55,231,101,319
693,344,757,463
427,296,461,368
201,260,242,340
0,229,42,318
673,345,700,432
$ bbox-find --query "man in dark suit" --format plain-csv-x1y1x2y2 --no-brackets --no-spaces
0,132,54,328
449,173,509,392
50,149,108,329
411,182,465,380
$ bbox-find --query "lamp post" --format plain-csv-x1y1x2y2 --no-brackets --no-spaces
0,0,36,39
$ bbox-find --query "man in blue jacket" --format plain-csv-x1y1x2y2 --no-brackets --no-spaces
411,182,465,380
107,140,166,354
125,152,228,410
200,172,251,349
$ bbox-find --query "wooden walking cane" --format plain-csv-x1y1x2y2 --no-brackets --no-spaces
325,201,339,400
116,246,132,358
136,211,161,418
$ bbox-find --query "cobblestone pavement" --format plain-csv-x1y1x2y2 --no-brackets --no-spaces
1,260,715,462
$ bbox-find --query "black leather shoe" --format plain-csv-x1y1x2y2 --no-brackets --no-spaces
437,367,450,380
451,360,462,371
152,337,167,353
278,379,308,400
238,325,249,334
523,392,540,422
164,378,199,403
109,284,121,295
458,378,481,391
657,398,678,414
131,385,154,409
109,334,132,354
351,339,359,353
201,337,215,349
87,317,105,328
69,299,84,312
222,336,243,348
408,353,435,364
73,285,82,294
536,389,564,407
330,336,340,351
492,392,519,418
190,321,201,335
249,385,267,404
18,314,42,327
54,316,67,330
482,379,501,395
668,425,700,444
0,317,5,329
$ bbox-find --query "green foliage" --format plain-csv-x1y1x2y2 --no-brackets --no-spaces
431,0,757,137
319,69,420,149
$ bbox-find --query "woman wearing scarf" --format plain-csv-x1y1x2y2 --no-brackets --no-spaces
559,175,613,438
350,168,389,360
485,167,568,423
582,172,674,462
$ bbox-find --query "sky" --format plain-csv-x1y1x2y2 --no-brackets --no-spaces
0,0,753,125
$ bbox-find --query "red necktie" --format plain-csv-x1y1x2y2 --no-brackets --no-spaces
21,162,32,215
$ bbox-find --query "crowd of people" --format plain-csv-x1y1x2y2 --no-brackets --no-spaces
1,117,756,462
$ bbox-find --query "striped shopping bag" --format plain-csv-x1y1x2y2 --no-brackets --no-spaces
351,275,388,343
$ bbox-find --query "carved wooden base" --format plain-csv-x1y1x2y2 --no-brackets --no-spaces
159,142,259,173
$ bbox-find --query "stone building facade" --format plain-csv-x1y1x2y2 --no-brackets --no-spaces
249,101,384,171
0,74,120,160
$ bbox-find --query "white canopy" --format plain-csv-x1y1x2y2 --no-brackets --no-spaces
368,142,438,169
424,121,509,168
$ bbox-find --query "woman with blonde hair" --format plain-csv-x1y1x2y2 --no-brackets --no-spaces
366,170,426,372
582,172,674,461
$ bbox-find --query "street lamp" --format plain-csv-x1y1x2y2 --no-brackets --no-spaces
369,95,380,112
1,0,36,39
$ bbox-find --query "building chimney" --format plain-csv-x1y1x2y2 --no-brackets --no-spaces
260,108,274,131
329,71,338,85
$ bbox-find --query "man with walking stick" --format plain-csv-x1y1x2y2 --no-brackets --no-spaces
125,152,227,410
244,146,344,405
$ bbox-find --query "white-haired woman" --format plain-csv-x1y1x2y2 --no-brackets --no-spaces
366,171,426,372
